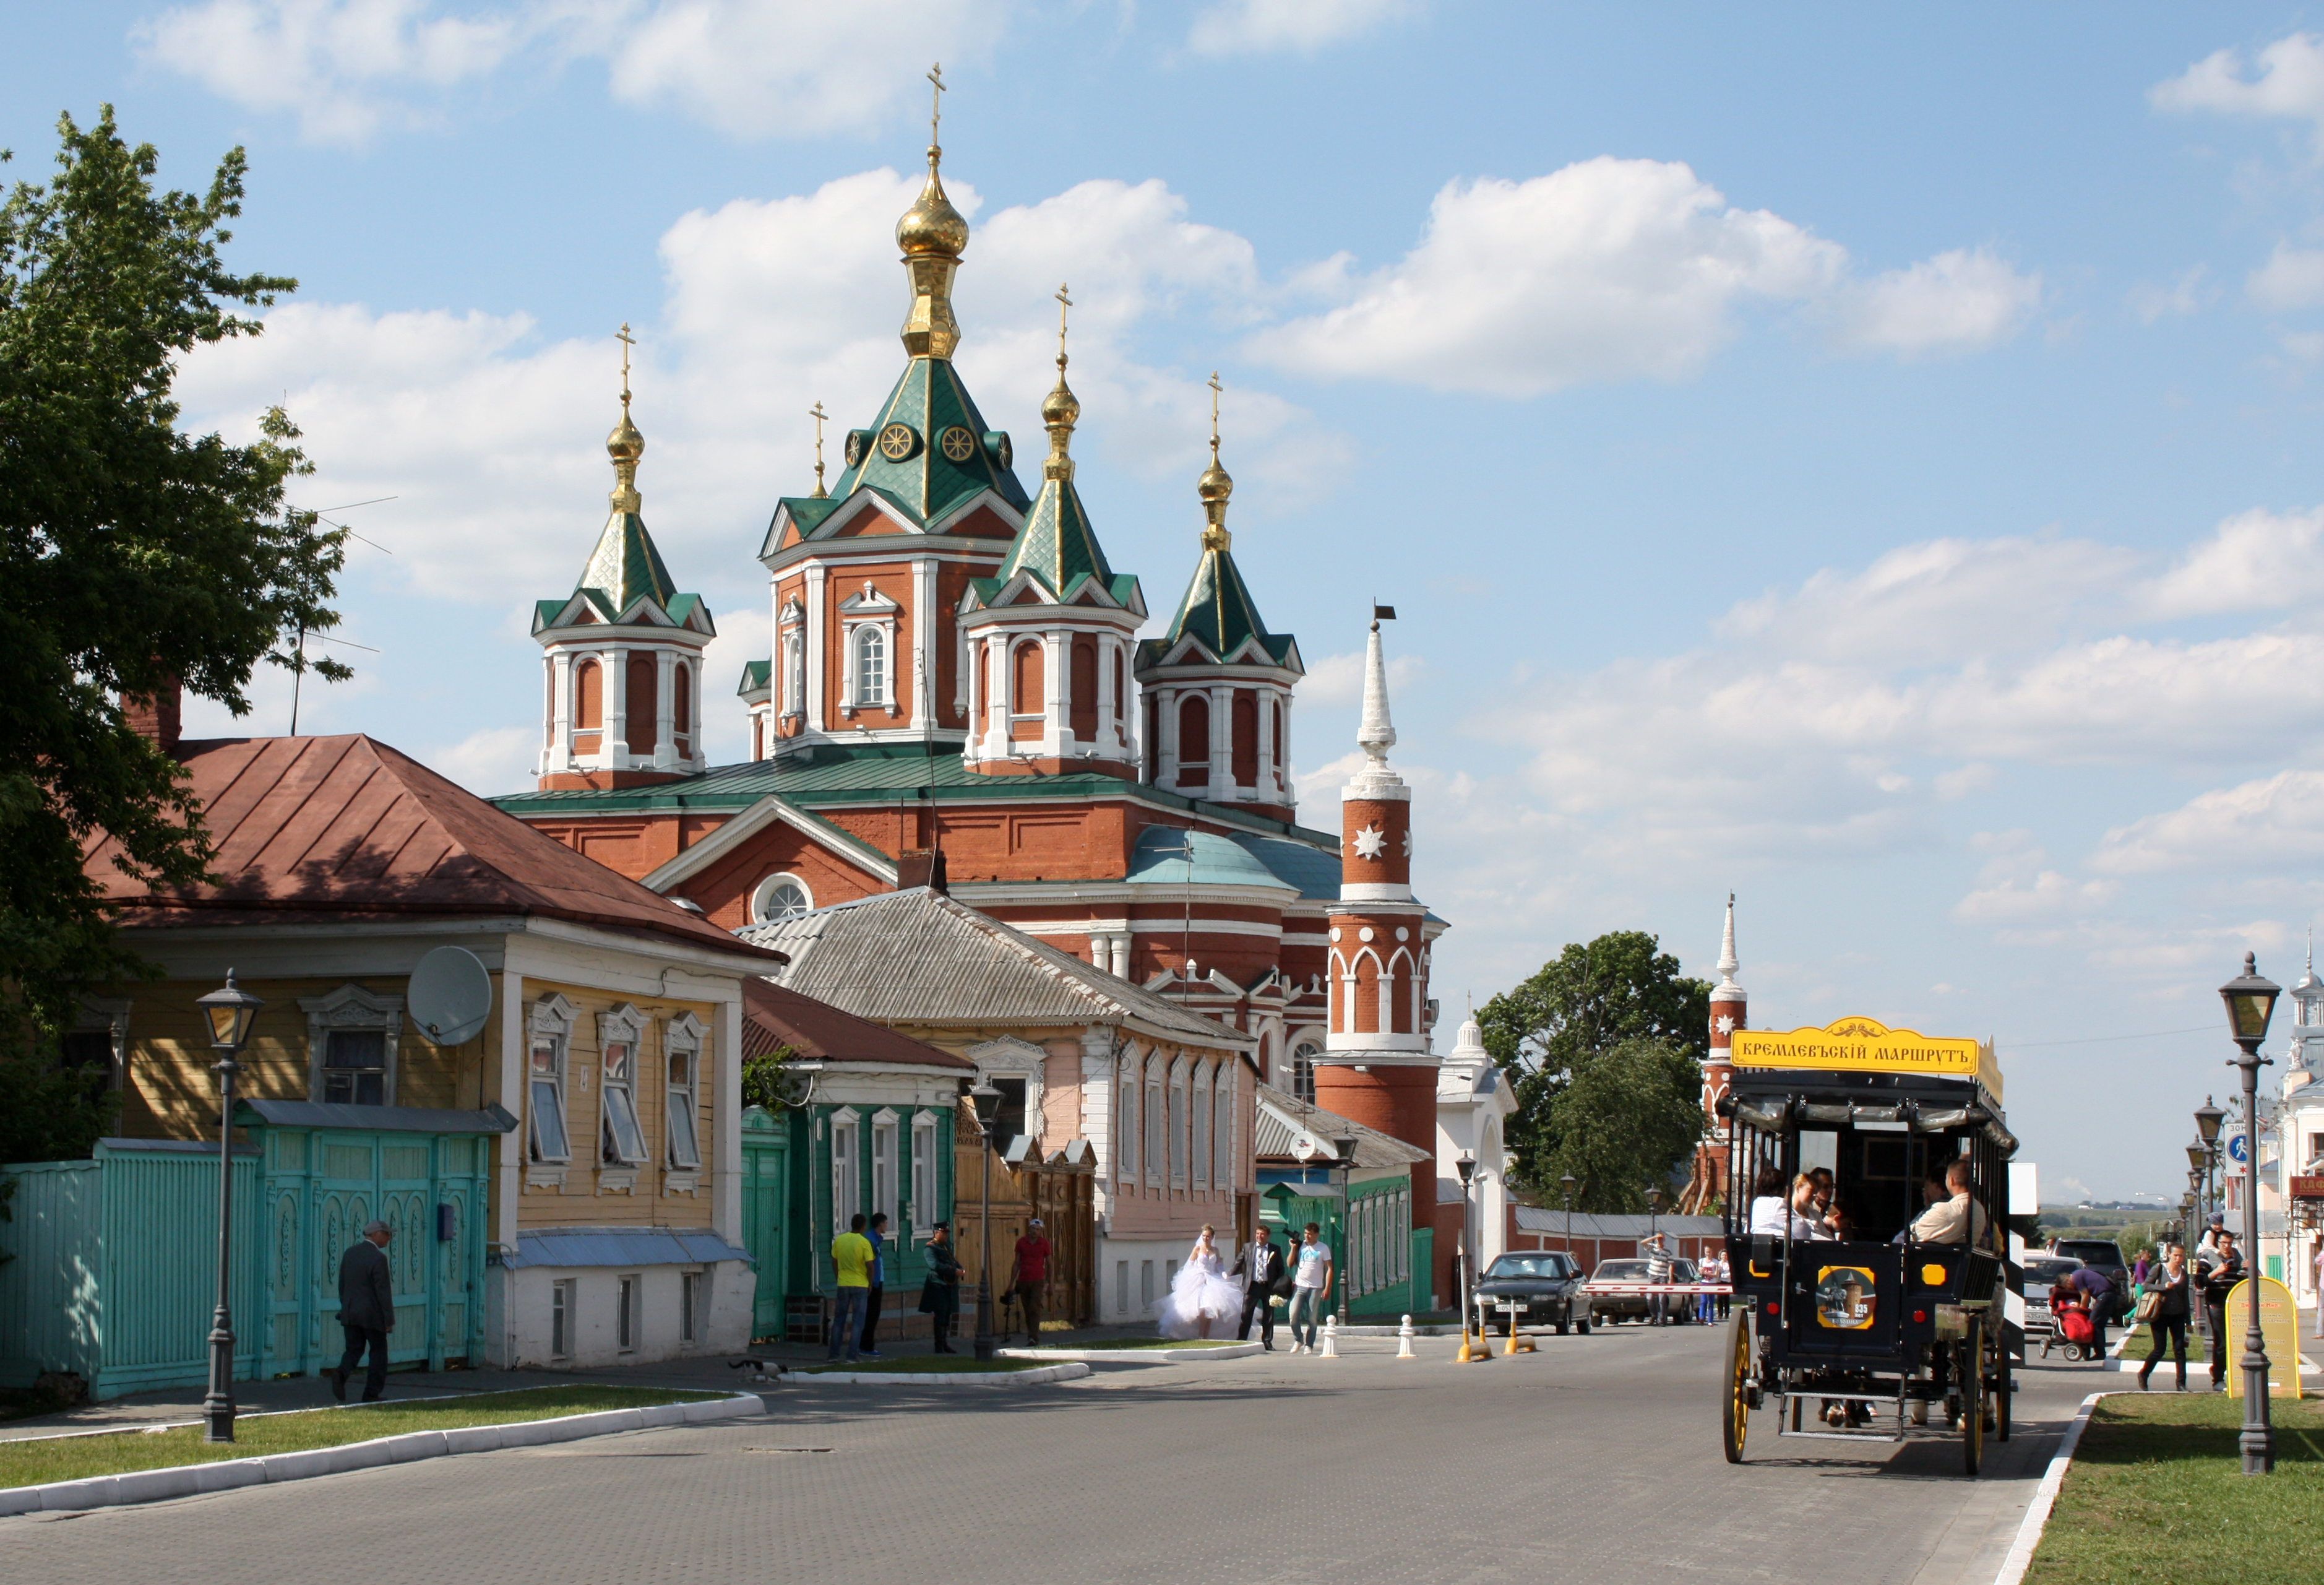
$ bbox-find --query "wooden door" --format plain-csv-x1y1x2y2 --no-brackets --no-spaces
739,1108,791,1343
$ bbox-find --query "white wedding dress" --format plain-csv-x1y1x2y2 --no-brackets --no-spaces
1158,1243,1242,1340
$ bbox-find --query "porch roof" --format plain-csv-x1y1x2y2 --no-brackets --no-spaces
1252,1082,1431,1169
504,1226,753,1269
741,977,971,1069
235,1099,517,1134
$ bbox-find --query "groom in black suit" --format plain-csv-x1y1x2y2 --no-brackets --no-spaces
1232,1227,1288,1350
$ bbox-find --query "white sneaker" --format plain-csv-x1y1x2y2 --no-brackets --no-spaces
1291,1342,1306,1355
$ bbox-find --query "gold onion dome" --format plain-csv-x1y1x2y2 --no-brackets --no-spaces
896,158,970,259
1198,371,1232,551
607,408,643,465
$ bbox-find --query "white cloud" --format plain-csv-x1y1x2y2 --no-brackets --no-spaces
1827,248,2041,356
2091,771,2324,875
2140,506,2324,618
1952,833,2116,922
134,0,1007,145
2128,266,2211,324
425,723,543,794
2246,241,2324,309
1187,0,1417,57
1296,648,1424,708
2152,32,2324,140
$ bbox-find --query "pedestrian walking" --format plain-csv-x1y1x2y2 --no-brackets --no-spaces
1231,1225,1288,1350
918,1221,963,1354
828,1212,874,1364
1288,1222,1333,1354
1645,1233,1674,1325
859,1212,889,1359
1010,1218,1052,1346
330,1219,395,1402
1696,1249,1722,1324
2135,1245,2192,1392
2198,1229,2244,1389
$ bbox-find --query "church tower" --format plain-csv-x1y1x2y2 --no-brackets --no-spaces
1314,614,1437,1202
534,334,715,790
1681,894,1747,1212
749,67,1033,764
1134,379,1303,817
956,289,1145,776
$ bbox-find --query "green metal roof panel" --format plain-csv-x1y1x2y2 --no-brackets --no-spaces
820,359,1031,526
1227,832,1342,900
1127,827,1294,890
1155,545,1292,668
999,473,1113,597
736,659,771,694
576,510,679,615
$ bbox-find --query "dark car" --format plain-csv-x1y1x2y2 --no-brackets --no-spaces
1474,1251,1589,1335
2050,1239,2127,1285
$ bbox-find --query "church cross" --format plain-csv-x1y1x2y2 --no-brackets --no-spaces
927,63,945,150
615,322,635,409
808,400,829,498
1054,282,1072,366
1207,371,1222,457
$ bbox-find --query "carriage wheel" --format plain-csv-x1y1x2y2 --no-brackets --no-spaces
1992,1328,2011,1443
1961,1319,1984,1477
1721,1311,1751,1464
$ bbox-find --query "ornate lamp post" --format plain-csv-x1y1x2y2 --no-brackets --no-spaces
1333,1134,1358,1328
968,1079,1004,1362
1560,1171,1578,1264
2195,1097,2226,1227
194,970,263,1444
1645,1183,1665,1245
2218,954,2281,1475
1456,1153,1477,1348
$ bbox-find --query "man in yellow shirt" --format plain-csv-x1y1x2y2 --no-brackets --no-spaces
829,1213,874,1364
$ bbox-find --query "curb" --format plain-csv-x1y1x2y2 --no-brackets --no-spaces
999,1343,1263,1363
799,1363,1091,1386
1992,1391,2107,1585
0,1393,764,1519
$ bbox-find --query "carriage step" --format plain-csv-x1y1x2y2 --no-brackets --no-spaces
1773,1427,1906,1444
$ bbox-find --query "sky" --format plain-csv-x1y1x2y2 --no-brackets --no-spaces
17,2,2324,1204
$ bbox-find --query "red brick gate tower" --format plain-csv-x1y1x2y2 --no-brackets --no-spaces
1682,894,1747,1213
1314,615,1439,1207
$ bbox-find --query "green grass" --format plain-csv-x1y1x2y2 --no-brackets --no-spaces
0,1386,723,1490
801,1358,1047,1375
2023,1392,2324,1583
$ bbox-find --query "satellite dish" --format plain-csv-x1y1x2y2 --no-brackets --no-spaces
1292,1133,1319,1162
408,946,493,1046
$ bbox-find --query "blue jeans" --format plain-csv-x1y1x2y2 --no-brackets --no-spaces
828,1286,868,1361
1288,1288,1327,1347
1697,1292,1716,1323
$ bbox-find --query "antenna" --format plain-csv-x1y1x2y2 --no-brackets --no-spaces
408,946,493,1046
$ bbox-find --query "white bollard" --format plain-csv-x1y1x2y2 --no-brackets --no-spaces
1320,1316,1340,1358
1395,1313,1416,1359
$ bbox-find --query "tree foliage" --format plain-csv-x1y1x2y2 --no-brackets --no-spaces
0,107,342,1157
1531,1038,1705,1214
1478,930,1710,1192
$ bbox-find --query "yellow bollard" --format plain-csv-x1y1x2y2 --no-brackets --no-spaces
1504,1305,1535,1355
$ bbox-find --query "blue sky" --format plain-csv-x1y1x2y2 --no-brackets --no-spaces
18,3,2324,1202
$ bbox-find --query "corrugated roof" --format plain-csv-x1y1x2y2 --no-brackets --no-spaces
742,978,971,1069
505,1227,752,1269
1253,1082,1431,1168
1512,1209,1724,1238
87,734,780,961
236,1100,516,1134
740,888,1250,1048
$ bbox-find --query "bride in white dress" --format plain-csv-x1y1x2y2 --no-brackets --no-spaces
1158,1225,1242,1341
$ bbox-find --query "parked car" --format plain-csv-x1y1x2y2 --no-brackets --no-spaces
1473,1251,1589,1335
2048,1238,2127,1288
1583,1258,1687,1326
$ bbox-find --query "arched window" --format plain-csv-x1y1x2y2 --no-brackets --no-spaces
750,872,814,924
853,625,887,707
574,659,602,732
1010,641,1044,740
1231,690,1258,787
1069,638,1098,745
1117,1060,1138,1182
1177,693,1209,787
1390,950,1414,1034
1111,650,1125,725
1272,698,1285,787
974,643,989,727
782,631,804,715
1291,1041,1319,1105
1354,954,1381,1034
1213,1068,1234,1188
1191,1065,1211,1189
624,652,657,755
672,661,692,755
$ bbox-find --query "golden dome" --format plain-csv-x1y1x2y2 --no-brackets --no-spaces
1041,371,1080,430
1197,457,1233,506
896,159,969,259
606,409,644,465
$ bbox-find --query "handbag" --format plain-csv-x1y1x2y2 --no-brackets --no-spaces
2135,1289,2163,1322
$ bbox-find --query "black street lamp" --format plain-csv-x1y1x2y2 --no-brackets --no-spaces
2217,953,2281,1475
1456,1154,1477,1349
968,1079,1004,1362
1332,1134,1358,1329
194,969,262,1444
1645,1184,1665,1245
1560,1172,1578,1262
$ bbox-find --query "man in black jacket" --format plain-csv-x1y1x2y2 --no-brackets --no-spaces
1232,1228,1288,1350
331,1220,395,1402
2199,1230,2244,1390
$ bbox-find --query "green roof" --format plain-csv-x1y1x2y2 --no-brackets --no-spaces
577,510,679,614
1142,545,1296,670
809,358,1030,530
996,472,1116,599
736,660,771,695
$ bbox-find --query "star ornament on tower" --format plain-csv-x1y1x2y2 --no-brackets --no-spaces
1715,1014,1736,1036
1353,824,1387,860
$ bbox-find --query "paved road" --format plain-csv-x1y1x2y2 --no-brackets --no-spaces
2,1323,2101,1585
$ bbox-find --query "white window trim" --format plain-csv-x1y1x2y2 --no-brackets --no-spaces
1168,1055,1189,1187
664,1011,705,1175
527,993,578,1169
964,1035,1048,1149
750,871,815,925
299,983,405,1107
1190,1063,1212,1190
1116,1050,1140,1183
910,1113,939,1239
597,1003,650,1170
831,1107,861,1235
1213,1066,1234,1190
870,1107,900,1230
838,582,901,718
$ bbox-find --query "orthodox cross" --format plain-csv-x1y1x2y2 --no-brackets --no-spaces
1054,282,1072,368
927,63,945,151
615,322,635,411
808,400,829,499
1207,370,1223,460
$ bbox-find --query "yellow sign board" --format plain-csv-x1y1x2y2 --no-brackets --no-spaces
2224,1276,2304,1400
1731,1017,1997,1100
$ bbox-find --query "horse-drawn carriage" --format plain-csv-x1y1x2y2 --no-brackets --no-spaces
1716,1019,2021,1475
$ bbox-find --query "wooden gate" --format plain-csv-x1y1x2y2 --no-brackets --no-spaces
952,1124,1096,1331
739,1107,792,1344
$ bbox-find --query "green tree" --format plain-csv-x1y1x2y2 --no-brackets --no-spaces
0,107,343,1158
1477,930,1710,1190
1531,1037,1706,1215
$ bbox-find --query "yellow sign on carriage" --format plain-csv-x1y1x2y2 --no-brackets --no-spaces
1731,1017,2000,1099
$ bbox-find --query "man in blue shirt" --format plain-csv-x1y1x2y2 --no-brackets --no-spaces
860,1212,889,1360
2056,1264,2119,1355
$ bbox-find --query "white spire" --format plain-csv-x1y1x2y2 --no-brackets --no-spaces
1716,892,1739,989
1354,615,1400,788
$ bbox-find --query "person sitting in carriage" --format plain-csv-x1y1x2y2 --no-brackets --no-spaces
1900,1160,1984,1246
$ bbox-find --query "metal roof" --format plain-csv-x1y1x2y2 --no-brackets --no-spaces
1228,832,1342,900
236,1100,517,1134
1512,1208,1724,1238
1252,1082,1431,1168
739,887,1250,1048
1127,826,1296,891
504,1227,752,1269
741,978,971,1069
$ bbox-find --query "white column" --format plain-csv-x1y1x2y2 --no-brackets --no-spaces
1208,683,1233,801
986,631,1010,758
911,556,937,735
689,656,704,769
1044,631,1067,757
549,653,572,772
654,650,676,769
1276,692,1292,806
1257,683,1277,801
603,647,628,769
1155,685,1179,785
804,564,828,734
838,619,856,715
1109,935,1131,978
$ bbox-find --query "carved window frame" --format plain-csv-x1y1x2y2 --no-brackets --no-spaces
299,983,405,1107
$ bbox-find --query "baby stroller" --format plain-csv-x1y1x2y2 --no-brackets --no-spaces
2049,1295,2098,1361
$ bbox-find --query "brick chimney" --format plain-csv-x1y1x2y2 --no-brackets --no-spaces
123,676,182,754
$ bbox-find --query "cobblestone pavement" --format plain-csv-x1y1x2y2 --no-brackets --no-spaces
1,1322,2104,1585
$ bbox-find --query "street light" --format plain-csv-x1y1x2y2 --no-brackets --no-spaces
967,1079,1004,1362
1333,1134,1358,1329
1456,1154,1478,1353
2217,952,2281,1475
194,969,263,1444
2195,1095,2227,1147
2187,1141,2209,1173
1560,1172,1578,1265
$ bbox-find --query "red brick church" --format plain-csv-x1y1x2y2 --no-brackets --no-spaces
493,119,1459,1295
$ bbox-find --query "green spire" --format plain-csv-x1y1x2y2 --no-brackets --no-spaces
577,510,679,615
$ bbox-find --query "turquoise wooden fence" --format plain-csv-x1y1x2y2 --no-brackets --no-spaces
1259,1180,1431,1319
